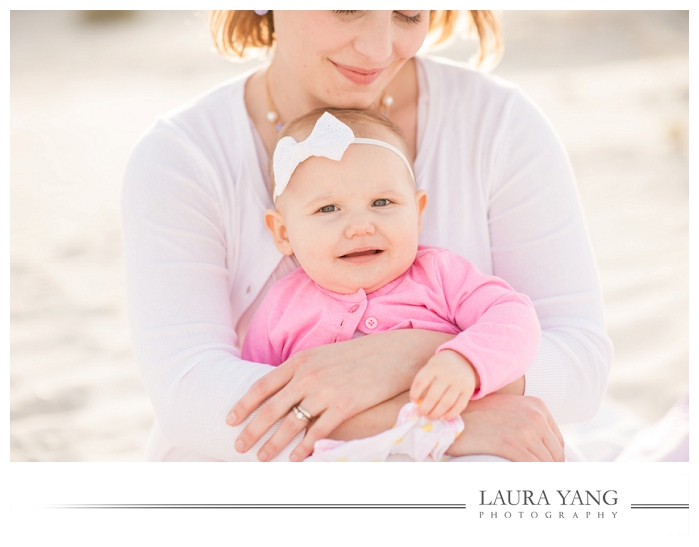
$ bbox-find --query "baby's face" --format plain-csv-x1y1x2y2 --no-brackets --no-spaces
269,134,427,294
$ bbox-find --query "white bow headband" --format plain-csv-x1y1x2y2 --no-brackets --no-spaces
272,112,415,202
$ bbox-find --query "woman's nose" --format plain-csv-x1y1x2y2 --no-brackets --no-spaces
352,11,393,64
344,216,376,238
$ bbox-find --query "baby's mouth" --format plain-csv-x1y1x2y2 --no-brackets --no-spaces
340,249,383,259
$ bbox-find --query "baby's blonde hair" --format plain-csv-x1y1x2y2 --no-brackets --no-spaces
269,108,413,200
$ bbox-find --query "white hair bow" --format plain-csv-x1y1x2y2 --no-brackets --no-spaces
273,112,354,202
272,111,415,202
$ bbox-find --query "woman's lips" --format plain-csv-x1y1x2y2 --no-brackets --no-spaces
332,61,384,86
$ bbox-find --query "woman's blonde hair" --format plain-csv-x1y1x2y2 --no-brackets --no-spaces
209,10,502,67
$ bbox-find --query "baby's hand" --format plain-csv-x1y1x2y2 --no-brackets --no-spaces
409,350,480,420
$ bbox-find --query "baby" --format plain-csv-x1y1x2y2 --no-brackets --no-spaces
242,109,541,461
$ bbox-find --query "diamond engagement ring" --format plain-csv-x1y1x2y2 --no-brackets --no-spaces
291,404,313,422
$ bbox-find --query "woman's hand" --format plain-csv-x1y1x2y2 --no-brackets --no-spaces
446,393,565,461
227,329,454,461
329,388,563,462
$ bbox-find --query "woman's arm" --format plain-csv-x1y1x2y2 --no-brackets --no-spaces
229,329,452,461
320,385,564,462
122,122,279,461
419,59,612,425
483,86,614,424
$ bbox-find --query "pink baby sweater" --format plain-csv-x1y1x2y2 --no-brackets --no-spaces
242,247,541,398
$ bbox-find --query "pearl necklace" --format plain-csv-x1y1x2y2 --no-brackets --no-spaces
265,67,394,132
264,67,284,132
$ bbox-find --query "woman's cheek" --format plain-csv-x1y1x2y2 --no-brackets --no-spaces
395,20,430,56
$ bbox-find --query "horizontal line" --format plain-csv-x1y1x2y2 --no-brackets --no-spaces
631,503,689,507
631,505,688,509
46,504,466,510
630,508,689,510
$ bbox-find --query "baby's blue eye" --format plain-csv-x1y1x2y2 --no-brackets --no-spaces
372,199,391,207
318,205,338,213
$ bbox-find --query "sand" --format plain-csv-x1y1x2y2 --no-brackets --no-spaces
9,11,689,461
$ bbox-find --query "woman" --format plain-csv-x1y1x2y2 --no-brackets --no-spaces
122,10,612,462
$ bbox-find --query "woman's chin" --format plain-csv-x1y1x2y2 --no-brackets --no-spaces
321,94,378,111
318,83,383,110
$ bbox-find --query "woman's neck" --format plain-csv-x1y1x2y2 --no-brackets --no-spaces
244,56,419,158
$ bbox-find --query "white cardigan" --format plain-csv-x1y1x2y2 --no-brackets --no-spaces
122,56,613,461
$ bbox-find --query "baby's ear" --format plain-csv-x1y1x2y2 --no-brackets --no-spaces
264,209,294,256
415,190,428,233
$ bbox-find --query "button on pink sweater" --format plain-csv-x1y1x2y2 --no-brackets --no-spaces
242,246,541,398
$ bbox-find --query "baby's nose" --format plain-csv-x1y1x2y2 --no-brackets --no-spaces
345,216,376,238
